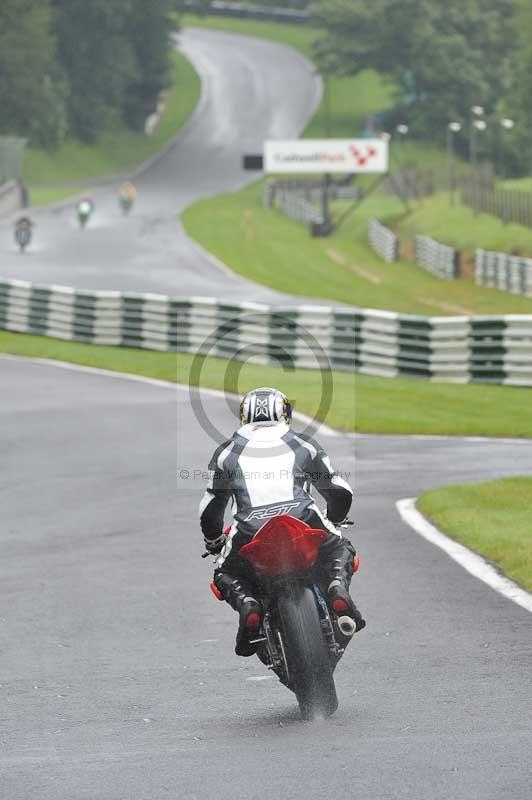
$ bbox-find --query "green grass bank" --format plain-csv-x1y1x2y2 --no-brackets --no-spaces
418,478,532,591
28,186,88,207
183,182,532,315
387,194,532,260
24,49,200,186
2,330,532,438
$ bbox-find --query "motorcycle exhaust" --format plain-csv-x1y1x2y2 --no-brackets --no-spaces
337,615,356,637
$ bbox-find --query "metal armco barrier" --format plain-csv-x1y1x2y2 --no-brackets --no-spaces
415,235,459,280
476,249,532,298
1,278,532,386
263,183,323,226
368,218,398,263
181,1,310,24
264,179,359,203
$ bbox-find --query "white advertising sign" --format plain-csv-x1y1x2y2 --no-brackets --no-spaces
264,139,389,174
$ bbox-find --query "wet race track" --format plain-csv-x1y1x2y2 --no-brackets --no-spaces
0,28,320,302
1,28,532,800
2,358,532,799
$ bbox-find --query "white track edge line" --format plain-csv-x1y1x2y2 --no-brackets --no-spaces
2,354,531,444
396,497,532,614
0,354,340,436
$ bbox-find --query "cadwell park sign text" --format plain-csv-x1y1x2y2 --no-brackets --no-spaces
263,139,389,174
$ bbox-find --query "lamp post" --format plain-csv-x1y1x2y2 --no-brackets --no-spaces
447,122,462,206
471,118,487,171
471,119,487,214
499,118,514,179
381,131,391,162
470,105,485,170
395,124,408,163
396,124,409,140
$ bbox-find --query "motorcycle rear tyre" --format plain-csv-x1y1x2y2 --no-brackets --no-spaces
278,586,338,720
16,231,30,252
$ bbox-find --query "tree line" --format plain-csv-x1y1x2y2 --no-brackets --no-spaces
0,0,175,149
312,0,531,176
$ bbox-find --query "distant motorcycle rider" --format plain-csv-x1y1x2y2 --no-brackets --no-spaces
199,387,365,656
77,198,93,228
14,216,33,252
118,181,137,213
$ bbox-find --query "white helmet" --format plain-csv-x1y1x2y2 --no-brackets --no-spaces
240,387,292,426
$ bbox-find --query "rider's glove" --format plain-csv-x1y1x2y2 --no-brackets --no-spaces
322,508,354,530
203,533,226,555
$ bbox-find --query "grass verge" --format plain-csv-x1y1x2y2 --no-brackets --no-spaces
418,478,532,591
183,182,532,315
28,186,87,207
24,49,200,186
180,14,317,57
2,330,532,438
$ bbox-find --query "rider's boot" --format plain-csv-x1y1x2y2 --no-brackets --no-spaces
214,572,262,657
324,546,366,635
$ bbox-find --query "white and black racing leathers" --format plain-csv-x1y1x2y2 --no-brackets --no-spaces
200,422,366,640
199,422,353,557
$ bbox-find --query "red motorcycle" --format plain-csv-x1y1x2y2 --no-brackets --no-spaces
209,515,358,720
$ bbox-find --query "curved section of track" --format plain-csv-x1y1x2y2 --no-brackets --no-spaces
0,28,321,302
2,357,531,800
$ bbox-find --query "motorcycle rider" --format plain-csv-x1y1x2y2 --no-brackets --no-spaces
14,216,34,250
118,181,137,212
199,387,365,657
77,198,93,227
